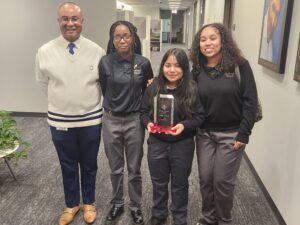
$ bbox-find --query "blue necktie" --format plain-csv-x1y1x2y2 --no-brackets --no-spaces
68,42,76,55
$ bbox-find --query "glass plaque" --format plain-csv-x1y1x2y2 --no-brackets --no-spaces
151,94,174,133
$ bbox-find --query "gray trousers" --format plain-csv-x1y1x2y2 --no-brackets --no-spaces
196,129,245,225
102,111,144,210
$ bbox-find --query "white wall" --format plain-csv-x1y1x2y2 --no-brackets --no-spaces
232,1,300,224
135,16,151,60
131,6,159,20
117,10,135,23
134,16,147,39
194,0,201,32
0,0,116,113
183,11,187,44
186,6,194,49
116,1,132,11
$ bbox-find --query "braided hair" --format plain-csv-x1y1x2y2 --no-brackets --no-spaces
106,20,142,55
189,23,245,72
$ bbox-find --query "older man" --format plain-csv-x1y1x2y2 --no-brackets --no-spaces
35,2,105,225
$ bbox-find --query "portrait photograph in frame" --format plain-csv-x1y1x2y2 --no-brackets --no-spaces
258,0,294,74
294,34,300,82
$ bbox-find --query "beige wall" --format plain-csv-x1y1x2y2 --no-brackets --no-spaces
0,0,116,112
186,6,194,48
232,1,300,224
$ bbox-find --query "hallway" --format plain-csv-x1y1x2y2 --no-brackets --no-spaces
0,44,280,225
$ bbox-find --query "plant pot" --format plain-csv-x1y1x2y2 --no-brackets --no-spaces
0,143,19,158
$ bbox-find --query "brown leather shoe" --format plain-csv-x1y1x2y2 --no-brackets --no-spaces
58,205,80,225
83,204,97,224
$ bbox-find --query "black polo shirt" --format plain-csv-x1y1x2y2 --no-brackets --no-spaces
98,52,153,113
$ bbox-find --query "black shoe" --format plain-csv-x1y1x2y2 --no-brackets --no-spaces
131,209,144,224
106,205,124,221
196,218,218,225
146,216,166,225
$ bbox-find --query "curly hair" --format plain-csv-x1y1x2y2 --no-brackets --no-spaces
189,23,245,72
106,20,142,55
153,48,198,118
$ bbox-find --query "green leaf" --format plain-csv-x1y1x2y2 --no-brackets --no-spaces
0,110,30,165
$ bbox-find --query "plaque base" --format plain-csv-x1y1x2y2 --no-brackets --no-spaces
150,123,176,134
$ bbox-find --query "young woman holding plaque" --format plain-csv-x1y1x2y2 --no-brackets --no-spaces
190,23,258,225
140,48,205,225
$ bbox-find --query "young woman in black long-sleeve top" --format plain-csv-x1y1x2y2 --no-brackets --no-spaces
141,48,205,225
190,23,258,225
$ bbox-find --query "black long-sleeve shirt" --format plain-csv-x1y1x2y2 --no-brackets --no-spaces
98,52,153,113
192,60,257,143
140,80,205,143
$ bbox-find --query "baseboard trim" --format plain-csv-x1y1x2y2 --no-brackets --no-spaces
244,153,286,225
10,112,47,117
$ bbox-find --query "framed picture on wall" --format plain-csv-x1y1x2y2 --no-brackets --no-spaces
294,34,300,82
258,0,294,74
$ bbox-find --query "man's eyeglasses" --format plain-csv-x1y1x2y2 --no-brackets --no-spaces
60,16,80,23
113,34,132,42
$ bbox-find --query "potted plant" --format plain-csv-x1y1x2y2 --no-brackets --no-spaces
0,111,30,164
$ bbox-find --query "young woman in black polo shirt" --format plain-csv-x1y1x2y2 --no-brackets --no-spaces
98,20,153,224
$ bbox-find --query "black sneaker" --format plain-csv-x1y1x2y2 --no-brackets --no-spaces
131,209,144,224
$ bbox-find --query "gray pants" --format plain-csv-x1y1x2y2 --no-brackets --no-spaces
196,129,245,225
102,111,144,210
